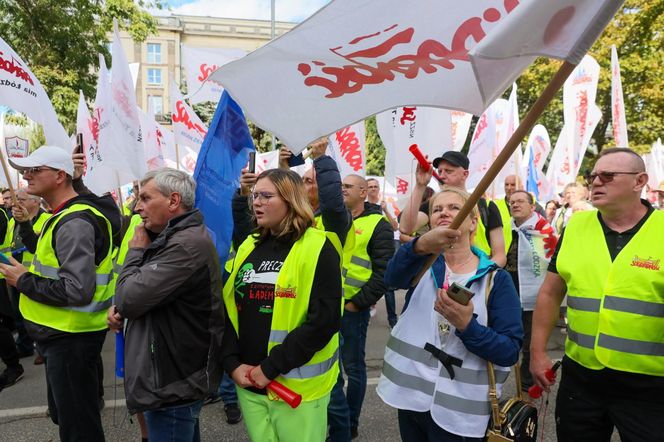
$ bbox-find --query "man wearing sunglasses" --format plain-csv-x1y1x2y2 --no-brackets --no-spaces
0,145,121,441
530,148,664,441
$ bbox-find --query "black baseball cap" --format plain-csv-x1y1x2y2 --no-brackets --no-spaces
432,151,469,170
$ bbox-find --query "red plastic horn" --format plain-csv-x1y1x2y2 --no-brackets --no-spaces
527,367,557,399
268,380,302,409
408,144,443,183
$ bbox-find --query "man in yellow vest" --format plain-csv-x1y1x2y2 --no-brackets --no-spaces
108,168,224,440
0,145,120,441
530,148,664,441
6,189,51,363
331,174,394,440
400,151,507,266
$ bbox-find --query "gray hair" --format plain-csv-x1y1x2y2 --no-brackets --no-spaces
140,168,196,210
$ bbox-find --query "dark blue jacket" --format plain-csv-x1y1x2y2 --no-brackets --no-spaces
385,239,523,367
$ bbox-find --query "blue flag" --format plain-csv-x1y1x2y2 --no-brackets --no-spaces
194,91,255,264
526,145,540,201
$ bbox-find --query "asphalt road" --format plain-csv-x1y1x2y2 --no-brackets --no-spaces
0,290,598,442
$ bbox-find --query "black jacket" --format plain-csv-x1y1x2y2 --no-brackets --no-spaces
350,202,394,310
115,210,224,413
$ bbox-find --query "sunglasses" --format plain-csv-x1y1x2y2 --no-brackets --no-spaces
20,166,58,176
584,171,641,186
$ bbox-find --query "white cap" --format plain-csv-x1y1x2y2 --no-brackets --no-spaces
9,145,74,177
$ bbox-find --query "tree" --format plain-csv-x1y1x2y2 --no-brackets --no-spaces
0,0,158,134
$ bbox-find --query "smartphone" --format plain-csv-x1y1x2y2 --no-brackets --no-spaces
447,282,475,305
248,152,256,173
0,253,11,265
75,133,84,154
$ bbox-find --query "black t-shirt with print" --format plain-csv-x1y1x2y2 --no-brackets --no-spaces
233,235,292,369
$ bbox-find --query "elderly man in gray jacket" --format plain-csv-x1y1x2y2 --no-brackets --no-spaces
108,168,224,441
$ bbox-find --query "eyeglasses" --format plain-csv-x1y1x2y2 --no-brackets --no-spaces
342,183,364,190
584,171,641,186
249,191,276,204
20,167,57,176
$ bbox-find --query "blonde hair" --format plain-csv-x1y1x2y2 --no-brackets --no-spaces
253,169,314,243
429,186,479,237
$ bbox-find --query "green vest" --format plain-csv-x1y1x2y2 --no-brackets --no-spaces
494,198,513,252
19,203,115,333
558,210,664,376
342,214,383,300
15,212,52,267
223,228,342,401
474,216,491,256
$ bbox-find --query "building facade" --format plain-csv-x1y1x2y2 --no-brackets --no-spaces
117,13,295,120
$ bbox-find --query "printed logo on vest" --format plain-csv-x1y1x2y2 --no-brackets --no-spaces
275,286,297,299
355,228,363,235
630,255,660,271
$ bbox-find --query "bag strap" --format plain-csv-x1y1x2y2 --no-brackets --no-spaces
485,270,525,432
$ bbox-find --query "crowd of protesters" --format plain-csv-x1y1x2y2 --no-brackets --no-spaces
0,142,662,442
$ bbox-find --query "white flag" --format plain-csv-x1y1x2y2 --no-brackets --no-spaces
170,80,208,152
75,90,94,176
610,45,628,147
137,107,166,171
328,122,366,178
110,22,146,181
255,150,280,174
521,124,551,184
182,46,246,104
210,0,623,152
643,139,663,189
379,109,415,199
0,37,70,149
467,98,509,194
494,83,522,198
451,111,473,151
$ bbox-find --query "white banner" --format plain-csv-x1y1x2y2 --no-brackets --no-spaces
182,46,246,104
563,55,600,169
209,0,622,152
0,37,70,149
328,121,366,178
137,107,166,171
467,98,509,194
379,109,414,199
521,123,551,185
644,138,663,189
494,83,522,198
110,22,146,181
170,80,208,152
255,150,280,174
610,45,628,147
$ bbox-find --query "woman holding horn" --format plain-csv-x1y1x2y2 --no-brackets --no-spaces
222,168,343,441
377,179,523,441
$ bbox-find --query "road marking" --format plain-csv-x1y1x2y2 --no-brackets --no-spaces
0,400,126,419
1,380,385,419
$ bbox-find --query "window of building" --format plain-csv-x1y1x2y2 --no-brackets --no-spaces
147,95,163,115
147,68,162,85
147,43,162,64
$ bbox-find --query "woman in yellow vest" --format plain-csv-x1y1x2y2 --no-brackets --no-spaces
223,168,342,442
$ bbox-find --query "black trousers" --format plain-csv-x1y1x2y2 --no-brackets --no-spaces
0,312,19,369
556,356,664,442
38,332,106,442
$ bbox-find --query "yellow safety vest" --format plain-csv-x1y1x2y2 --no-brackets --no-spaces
314,214,356,278
342,214,382,300
494,198,513,252
108,214,143,296
19,203,115,333
0,210,13,279
558,210,664,376
10,212,52,268
223,228,342,401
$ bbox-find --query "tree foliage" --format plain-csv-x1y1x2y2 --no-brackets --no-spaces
0,0,158,134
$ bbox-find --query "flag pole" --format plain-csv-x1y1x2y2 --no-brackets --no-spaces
175,144,181,170
411,60,577,285
270,0,277,152
0,148,17,205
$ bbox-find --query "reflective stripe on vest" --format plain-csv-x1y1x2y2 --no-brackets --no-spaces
494,198,512,252
19,212,51,268
557,209,664,375
223,227,342,401
342,214,383,300
377,270,510,437
19,203,115,333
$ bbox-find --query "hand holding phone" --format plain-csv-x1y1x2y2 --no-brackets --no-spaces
0,253,11,265
447,282,475,305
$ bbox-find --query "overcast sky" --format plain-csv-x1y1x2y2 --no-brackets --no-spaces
163,0,330,23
